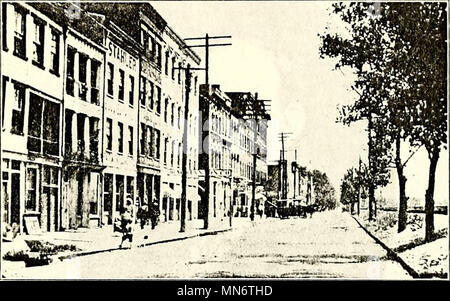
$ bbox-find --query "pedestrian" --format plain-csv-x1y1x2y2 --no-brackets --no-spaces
137,203,149,230
149,199,160,230
119,197,134,248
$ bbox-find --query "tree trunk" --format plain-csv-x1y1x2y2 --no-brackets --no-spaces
368,184,375,221
395,135,408,233
425,148,439,242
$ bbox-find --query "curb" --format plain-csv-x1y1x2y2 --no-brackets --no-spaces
57,227,233,262
351,215,420,278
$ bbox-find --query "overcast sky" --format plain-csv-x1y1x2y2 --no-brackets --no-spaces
151,1,448,204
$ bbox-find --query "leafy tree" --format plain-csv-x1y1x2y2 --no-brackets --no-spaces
320,3,447,239
312,170,337,211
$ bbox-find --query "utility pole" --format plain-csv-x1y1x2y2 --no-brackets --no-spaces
176,64,192,233
183,33,232,230
277,132,292,200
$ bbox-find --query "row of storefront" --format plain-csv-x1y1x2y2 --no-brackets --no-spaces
1,2,269,234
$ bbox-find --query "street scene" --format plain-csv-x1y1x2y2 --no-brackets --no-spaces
1,1,448,280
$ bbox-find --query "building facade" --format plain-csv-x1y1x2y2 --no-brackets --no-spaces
1,2,269,233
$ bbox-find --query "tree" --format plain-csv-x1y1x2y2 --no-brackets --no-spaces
319,2,392,221
320,3,447,238
312,170,337,211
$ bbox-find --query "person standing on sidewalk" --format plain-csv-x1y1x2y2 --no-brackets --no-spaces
119,197,134,248
149,199,160,230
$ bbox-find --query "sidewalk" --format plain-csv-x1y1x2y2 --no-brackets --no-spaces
2,217,250,265
351,211,449,279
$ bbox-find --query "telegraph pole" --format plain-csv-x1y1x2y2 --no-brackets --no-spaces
183,34,231,229
277,132,292,199
177,64,192,233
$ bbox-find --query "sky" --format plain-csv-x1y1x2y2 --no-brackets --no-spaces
151,1,449,204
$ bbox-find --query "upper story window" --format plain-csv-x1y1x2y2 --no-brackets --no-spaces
106,118,112,151
118,69,125,102
128,125,134,156
11,82,25,135
178,63,182,84
107,63,114,96
155,86,161,114
78,53,88,101
90,60,100,105
118,122,124,154
2,3,7,51
140,76,146,107
32,15,45,67
165,51,169,75
171,103,174,126
148,80,154,110
13,6,27,59
49,29,60,75
66,47,76,96
177,107,181,129
140,123,146,156
164,98,169,123
171,57,176,80
27,94,60,156
129,75,134,107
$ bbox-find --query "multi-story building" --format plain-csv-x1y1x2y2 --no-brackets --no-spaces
1,2,270,234
61,25,106,230
226,92,270,217
198,84,234,226
199,86,270,223
1,2,65,232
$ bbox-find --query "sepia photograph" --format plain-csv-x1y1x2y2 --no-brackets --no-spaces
0,0,448,282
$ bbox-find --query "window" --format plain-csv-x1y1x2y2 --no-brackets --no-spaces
66,47,76,96
77,114,86,157
49,29,60,75
149,80,154,110
118,122,124,154
129,75,134,106
11,82,25,135
155,86,161,114
78,54,88,101
171,57,176,80
27,94,60,156
90,60,100,105
26,168,37,211
140,122,146,155
164,137,168,164
128,126,133,156
178,142,182,167
126,176,134,203
13,6,26,59
178,63,181,84
164,98,169,123
107,63,114,96
64,110,73,155
115,175,124,212
171,103,174,126
104,173,113,215
118,69,124,101
140,76,146,107
2,77,7,128
32,16,45,67
2,3,7,51
148,126,153,158
165,51,169,75
106,118,112,151
89,117,99,161
171,140,175,166
177,107,181,129
155,129,160,159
